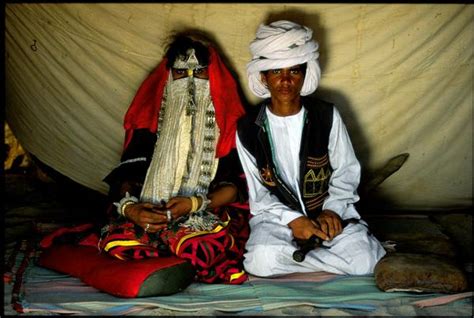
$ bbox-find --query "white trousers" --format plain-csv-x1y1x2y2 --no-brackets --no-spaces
243,214,386,277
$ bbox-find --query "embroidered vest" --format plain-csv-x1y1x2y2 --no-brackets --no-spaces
237,97,334,219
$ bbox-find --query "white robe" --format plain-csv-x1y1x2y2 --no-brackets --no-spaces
236,106,386,277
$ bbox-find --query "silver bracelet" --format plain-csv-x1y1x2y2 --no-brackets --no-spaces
196,192,211,212
113,192,139,217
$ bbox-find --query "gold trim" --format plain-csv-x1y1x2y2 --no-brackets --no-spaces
104,240,144,252
230,271,246,282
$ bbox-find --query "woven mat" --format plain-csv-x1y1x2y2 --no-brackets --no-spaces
4,241,472,316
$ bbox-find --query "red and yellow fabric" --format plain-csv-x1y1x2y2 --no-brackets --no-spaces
99,207,249,285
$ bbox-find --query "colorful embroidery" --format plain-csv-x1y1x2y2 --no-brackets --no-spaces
303,158,331,198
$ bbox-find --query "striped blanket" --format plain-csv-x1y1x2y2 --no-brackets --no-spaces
4,240,473,316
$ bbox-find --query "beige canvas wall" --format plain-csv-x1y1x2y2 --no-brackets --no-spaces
5,3,473,210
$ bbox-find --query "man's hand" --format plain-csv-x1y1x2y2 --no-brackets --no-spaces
288,216,329,241
288,209,343,242
314,209,343,241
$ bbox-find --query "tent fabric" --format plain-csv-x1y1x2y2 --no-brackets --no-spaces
5,4,473,210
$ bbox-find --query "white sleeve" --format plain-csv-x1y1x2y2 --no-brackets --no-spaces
235,132,303,226
322,107,362,220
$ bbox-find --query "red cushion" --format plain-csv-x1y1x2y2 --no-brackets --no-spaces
38,244,195,298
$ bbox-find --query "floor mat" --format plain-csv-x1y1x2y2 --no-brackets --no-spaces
4,242,473,316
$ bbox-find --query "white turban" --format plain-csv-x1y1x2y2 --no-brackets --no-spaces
247,20,321,98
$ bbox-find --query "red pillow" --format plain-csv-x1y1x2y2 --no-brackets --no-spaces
38,244,195,298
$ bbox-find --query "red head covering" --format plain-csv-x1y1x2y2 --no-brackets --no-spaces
123,46,245,158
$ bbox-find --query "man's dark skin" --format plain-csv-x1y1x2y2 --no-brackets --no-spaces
260,64,343,242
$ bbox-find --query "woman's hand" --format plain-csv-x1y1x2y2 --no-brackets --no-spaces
165,196,193,220
123,202,169,233
164,184,239,221
123,185,239,234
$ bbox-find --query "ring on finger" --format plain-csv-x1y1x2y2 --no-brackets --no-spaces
145,223,150,232
166,210,172,222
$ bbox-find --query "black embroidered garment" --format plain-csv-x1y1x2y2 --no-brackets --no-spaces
237,96,334,219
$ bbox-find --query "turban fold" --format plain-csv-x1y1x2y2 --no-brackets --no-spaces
247,20,321,98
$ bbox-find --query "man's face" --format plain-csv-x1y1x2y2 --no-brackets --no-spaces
171,66,209,80
261,64,305,103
